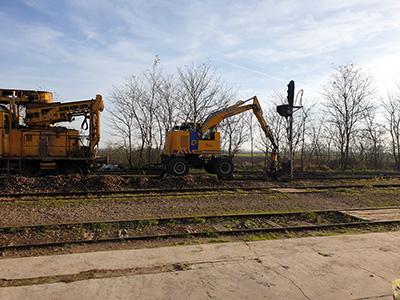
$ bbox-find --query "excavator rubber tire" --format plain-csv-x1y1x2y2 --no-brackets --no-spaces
214,157,234,179
167,157,189,176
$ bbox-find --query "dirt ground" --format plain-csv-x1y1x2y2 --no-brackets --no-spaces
1,174,400,226
0,174,248,194
1,174,400,257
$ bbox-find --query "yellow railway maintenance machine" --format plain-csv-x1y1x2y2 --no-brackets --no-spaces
162,95,281,179
0,89,104,175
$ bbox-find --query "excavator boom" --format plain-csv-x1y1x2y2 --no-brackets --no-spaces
199,96,277,149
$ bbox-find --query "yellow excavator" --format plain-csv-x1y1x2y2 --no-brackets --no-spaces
0,89,104,175
161,95,282,179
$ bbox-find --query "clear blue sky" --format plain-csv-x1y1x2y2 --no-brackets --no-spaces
1,0,399,144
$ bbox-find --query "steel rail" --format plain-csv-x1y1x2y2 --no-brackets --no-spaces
1,207,400,251
0,186,267,199
0,209,346,230
0,183,400,200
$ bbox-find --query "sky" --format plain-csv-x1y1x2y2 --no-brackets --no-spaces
1,0,400,145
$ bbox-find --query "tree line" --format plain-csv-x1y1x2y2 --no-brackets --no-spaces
105,58,400,171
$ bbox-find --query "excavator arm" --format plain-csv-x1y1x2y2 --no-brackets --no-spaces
248,96,277,150
198,96,278,172
199,98,253,135
199,96,277,149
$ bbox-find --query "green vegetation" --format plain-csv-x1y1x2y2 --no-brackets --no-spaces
244,233,276,241
92,223,112,231
209,239,229,244
188,217,206,224
138,220,159,227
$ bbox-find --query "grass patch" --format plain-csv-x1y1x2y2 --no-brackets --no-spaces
245,233,276,241
138,220,159,227
209,239,228,244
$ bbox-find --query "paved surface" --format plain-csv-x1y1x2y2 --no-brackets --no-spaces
342,208,400,222
1,231,400,299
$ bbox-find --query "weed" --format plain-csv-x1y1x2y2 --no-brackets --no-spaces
176,241,188,246
284,230,297,238
189,240,201,245
138,220,159,227
209,239,228,244
333,226,348,234
69,224,84,232
302,212,324,223
8,227,20,234
245,234,265,241
206,230,218,237
167,219,176,226
174,263,190,270
189,217,206,224
92,223,112,231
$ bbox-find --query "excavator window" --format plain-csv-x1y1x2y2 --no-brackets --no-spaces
4,114,9,134
176,123,198,131
201,126,216,140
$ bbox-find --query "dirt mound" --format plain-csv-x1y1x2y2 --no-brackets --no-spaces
132,175,221,190
0,175,128,194
0,174,225,194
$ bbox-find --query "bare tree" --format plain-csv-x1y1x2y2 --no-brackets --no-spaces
177,60,235,123
157,72,178,132
108,75,145,168
307,114,329,168
383,84,400,170
141,56,166,164
357,106,385,169
322,63,374,169
219,113,250,157
108,58,238,168
296,101,314,171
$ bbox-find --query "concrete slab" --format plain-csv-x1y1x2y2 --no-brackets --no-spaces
1,232,399,300
342,208,400,221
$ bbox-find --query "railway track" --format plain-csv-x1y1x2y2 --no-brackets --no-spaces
0,182,399,200
1,207,400,252
93,169,400,180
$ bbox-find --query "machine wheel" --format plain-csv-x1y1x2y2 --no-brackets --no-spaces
214,157,234,179
167,158,189,176
62,164,83,175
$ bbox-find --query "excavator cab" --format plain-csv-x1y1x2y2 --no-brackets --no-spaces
201,126,217,140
